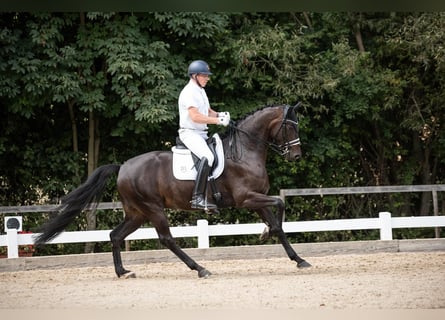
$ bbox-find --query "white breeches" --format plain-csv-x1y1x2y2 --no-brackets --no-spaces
178,129,214,166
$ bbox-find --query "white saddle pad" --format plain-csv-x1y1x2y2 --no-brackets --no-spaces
172,133,225,180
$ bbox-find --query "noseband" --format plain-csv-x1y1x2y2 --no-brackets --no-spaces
272,119,301,156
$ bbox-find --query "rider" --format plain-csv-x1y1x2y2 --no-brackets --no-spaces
178,60,230,210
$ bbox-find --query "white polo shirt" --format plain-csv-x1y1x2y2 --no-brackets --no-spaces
178,79,210,131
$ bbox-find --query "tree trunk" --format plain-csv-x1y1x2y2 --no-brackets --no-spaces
68,99,81,186
68,100,78,153
419,144,432,216
411,126,434,216
84,110,100,253
302,12,313,29
354,24,365,53
350,13,365,53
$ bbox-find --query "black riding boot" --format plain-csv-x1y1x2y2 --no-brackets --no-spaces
191,157,217,210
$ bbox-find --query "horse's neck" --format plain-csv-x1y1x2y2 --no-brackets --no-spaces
229,113,275,162
240,111,275,145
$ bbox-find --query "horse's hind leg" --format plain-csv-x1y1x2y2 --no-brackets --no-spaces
152,215,211,278
110,214,145,278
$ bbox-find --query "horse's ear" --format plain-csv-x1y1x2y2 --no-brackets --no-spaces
292,101,302,113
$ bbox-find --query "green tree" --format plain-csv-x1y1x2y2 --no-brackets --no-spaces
1,12,444,252
380,12,445,214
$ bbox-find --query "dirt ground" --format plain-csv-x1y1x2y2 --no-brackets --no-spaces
1,251,444,309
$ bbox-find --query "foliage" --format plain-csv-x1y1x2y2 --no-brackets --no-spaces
1,12,444,254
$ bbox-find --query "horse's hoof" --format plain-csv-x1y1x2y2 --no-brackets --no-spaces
297,260,312,268
122,271,136,279
198,269,212,278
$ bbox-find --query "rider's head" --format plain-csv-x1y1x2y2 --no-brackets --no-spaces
187,60,212,88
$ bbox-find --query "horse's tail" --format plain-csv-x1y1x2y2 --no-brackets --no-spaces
34,164,121,245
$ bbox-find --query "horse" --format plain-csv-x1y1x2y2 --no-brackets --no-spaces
34,103,312,278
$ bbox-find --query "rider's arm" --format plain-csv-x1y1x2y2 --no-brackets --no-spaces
208,108,218,118
188,107,219,125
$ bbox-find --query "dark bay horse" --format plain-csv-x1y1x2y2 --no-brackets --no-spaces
35,104,311,278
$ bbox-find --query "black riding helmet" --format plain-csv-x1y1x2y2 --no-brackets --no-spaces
187,60,213,77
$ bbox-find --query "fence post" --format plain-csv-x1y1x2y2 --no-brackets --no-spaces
7,229,19,258
197,219,209,249
432,189,440,238
379,212,393,241
279,189,286,221
5,216,22,258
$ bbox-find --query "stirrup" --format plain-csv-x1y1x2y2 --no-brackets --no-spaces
191,196,217,210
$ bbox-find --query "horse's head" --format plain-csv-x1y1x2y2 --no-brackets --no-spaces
227,103,302,162
271,103,302,161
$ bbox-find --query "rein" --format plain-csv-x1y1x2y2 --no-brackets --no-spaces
226,107,301,161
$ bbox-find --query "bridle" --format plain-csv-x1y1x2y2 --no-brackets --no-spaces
270,103,301,156
227,104,301,161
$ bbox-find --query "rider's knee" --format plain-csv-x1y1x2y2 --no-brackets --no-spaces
205,153,214,167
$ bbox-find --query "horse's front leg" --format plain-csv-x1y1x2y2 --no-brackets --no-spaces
257,207,311,268
242,192,284,241
259,195,284,241
242,193,311,268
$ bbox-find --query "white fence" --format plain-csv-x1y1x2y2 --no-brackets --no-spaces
1,212,445,259
1,185,444,259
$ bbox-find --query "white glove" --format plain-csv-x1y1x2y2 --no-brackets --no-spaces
218,111,230,119
217,115,230,126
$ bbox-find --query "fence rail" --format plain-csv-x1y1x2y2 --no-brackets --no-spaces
1,185,444,259
279,184,444,217
1,184,443,214
0,202,122,214
279,184,445,238
279,184,445,197
1,212,445,259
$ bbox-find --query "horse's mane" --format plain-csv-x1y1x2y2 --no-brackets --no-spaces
236,104,279,122
219,104,280,139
